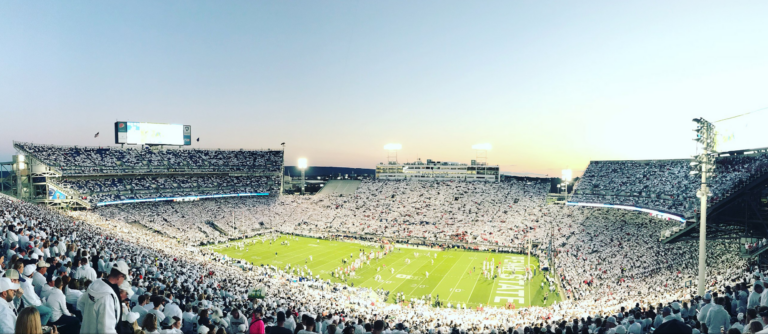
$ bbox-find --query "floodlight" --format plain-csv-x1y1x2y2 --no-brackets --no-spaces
384,143,402,150
18,155,25,162
298,158,308,169
18,162,26,170
472,143,492,150
562,169,573,182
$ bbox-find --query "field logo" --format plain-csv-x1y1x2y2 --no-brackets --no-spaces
493,257,526,304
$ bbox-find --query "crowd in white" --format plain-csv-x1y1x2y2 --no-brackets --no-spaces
572,153,768,216
14,142,283,175
51,175,279,205
0,181,763,334
92,180,551,248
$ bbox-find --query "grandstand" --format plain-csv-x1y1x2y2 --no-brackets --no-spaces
4,140,768,334
12,141,284,209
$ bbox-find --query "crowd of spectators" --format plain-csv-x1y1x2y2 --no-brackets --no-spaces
14,142,283,175
49,175,279,206
572,153,768,215
0,184,764,334
89,180,550,248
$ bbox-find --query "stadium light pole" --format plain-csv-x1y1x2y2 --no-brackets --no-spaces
562,169,572,202
298,158,308,195
691,117,716,296
384,143,402,165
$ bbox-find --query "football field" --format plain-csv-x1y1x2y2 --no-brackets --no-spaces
208,234,560,308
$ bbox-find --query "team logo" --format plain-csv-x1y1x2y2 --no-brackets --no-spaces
119,123,125,128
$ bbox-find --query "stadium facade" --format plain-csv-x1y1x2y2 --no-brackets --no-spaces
376,159,500,181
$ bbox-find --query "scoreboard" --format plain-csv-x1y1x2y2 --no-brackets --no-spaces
115,122,191,146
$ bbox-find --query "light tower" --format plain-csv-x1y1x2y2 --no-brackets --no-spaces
384,143,402,165
298,158,308,195
691,117,716,296
472,143,493,181
561,169,573,202
471,143,492,165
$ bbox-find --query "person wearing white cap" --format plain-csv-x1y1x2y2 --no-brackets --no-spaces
79,260,130,334
32,260,50,296
20,263,54,325
0,277,20,334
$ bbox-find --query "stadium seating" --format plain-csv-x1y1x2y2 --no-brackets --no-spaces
1,185,756,334
572,153,768,215
14,142,283,175
50,175,279,205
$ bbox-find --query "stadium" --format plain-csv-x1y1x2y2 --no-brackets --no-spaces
0,115,767,334
4,3,768,334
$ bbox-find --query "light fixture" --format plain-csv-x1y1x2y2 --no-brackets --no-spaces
298,158,308,170
384,143,402,150
472,143,492,150
562,169,573,182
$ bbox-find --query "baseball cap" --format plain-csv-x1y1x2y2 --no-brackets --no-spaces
119,281,134,298
23,265,36,277
0,278,19,292
113,260,130,277
4,269,19,280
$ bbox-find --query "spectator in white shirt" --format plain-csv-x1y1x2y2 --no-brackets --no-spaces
75,258,97,282
132,295,150,327
0,278,19,334
32,260,49,297
20,265,54,325
40,276,56,301
65,278,83,309
45,277,80,331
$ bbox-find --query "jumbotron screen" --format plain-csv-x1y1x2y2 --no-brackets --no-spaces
115,121,191,145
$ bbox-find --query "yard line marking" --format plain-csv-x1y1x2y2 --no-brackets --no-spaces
407,255,451,296
428,251,470,298
446,253,479,302
466,266,483,304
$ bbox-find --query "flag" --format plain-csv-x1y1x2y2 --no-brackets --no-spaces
281,142,285,145
196,137,200,142
94,132,99,138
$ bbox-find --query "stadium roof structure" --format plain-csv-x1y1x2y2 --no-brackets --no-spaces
661,170,768,245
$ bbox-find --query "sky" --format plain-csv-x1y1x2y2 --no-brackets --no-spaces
2,1,768,177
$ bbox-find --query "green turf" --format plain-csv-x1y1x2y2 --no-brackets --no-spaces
208,234,561,308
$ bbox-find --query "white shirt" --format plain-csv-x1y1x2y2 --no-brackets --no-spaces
45,288,72,322
0,296,15,334
163,302,183,325
149,308,166,329
32,271,47,295
20,277,42,307
66,288,83,307
40,284,55,300
133,304,150,326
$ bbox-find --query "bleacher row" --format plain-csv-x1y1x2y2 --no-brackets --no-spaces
50,175,280,206
572,153,768,216
14,142,283,176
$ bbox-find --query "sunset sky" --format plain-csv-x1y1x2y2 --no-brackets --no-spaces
2,1,768,177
